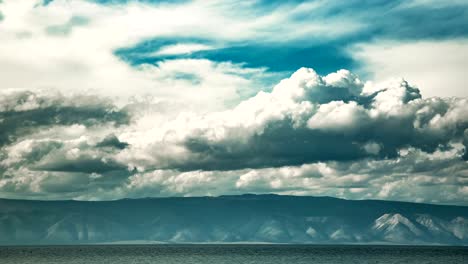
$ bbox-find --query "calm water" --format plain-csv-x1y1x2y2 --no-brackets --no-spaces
0,245,466,264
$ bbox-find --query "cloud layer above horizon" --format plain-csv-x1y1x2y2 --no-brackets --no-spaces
0,0,467,204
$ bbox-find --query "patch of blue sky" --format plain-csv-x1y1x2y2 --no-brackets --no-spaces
114,37,212,58
117,43,356,73
43,0,468,40
194,44,358,75
114,28,366,76
112,1,467,73
114,40,358,93
75,0,467,92
376,5,468,39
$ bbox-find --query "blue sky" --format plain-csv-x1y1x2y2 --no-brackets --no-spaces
0,0,467,204
113,0,468,71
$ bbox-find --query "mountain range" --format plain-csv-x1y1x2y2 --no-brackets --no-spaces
0,194,467,245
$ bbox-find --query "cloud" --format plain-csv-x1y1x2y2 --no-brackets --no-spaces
1,0,467,108
0,92,133,190
306,101,368,132
96,134,129,150
0,67,467,204
0,0,468,204
0,0,361,111
349,39,468,98
3,144,466,204
45,15,89,36
401,0,468,9
0,90,129,148
113,68,468,172
152,43,214,56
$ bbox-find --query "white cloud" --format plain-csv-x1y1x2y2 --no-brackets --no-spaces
0,0,362,111
400,0,468,8
363,142,381,155
0,0,467,204
350,39,468,98
110,67,468,174
307,101,368,132
1,68,467,203
152,43,214,56
115,145,467,204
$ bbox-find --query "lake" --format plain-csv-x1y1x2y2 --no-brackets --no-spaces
0,244,466,264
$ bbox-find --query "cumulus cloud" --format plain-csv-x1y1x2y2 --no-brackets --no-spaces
0,68,466,204
1,0,468,204
114,68,468,172
0,91,132,189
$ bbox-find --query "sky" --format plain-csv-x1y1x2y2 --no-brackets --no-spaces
0,0,467,204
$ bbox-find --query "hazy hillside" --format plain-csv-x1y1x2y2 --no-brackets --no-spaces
0,194,467,245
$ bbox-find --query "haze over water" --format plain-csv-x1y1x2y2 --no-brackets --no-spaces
1,245,466,264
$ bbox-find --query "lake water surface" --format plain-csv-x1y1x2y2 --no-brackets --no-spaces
0,244,466,264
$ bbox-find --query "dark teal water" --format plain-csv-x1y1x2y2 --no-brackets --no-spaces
0,245,466,264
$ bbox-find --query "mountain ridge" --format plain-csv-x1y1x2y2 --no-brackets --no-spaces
0,194,467,245
1,193,466,207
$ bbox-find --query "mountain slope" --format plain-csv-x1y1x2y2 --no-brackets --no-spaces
0,194,467,245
